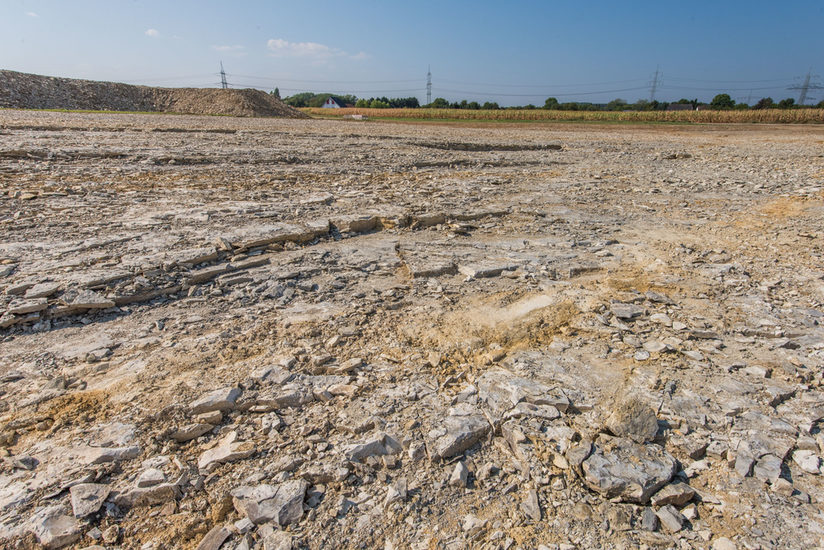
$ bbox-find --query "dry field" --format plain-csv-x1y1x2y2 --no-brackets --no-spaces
305,106,824,124
1,110,824,550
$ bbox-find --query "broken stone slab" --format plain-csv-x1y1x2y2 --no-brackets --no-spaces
605,397,659,443
504,402,560,421
231,479,308,526
611,303,645,320
198,431,256,471
230,222,328,250
581,435,678,503
458,263,518,279
428,406,490,460
7,298,48,314
753,454,783,482
28,506,82,549
344,433,403,462
477,368,569,421
402,256,457,278
412,212,446,228
650,482,696,507
24,282,61,299
136,468,166,488
170,422,214,443
792,450,821,474
189,387,241,415
76,445,141,465
69,483,110,517
195,525,232,550
173,246,219,267
110,481,182,509
70,290,115,309
656,504,685,533
185,265,230,285
331,215,379,234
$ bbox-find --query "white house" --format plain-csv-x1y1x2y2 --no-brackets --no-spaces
322,97,346,108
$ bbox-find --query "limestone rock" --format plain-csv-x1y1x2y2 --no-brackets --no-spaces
28,506,82,549
650,482,696,507
190,387,242,414
70,289,115,309
605,397,659,443
581,435,678,503
198,431,255,471
231,479,308,526
69,483,110,517
195,525,232,550
428,407,490,460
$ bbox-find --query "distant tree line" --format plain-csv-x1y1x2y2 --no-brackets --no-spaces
279,90,824,110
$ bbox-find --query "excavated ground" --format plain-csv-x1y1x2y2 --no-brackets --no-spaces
1,110,823,550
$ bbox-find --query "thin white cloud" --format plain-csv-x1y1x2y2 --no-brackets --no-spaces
212,45,245,52
267,38,366,62
26,11,38,17
145,28,159,38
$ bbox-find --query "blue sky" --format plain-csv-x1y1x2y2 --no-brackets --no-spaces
2,0,823,105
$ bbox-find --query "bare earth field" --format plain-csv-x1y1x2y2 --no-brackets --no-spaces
1,110,823,550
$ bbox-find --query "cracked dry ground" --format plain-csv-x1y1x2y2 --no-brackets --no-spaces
1,111,823,550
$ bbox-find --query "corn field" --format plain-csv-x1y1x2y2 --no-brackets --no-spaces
304,107,824,124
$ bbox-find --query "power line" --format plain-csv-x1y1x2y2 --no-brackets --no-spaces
435,86,649,98
667,76,795,83
437,77,647,88
228,74,421,84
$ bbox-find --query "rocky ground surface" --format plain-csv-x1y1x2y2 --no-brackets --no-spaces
1,110,823,550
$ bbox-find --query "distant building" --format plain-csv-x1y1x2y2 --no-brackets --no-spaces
322,96,347,108
666,103,694,111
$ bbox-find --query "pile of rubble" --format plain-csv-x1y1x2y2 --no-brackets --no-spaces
0,70,306,118
0,110,823,549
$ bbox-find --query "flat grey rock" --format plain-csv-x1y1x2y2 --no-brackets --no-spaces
581,435,677,503
650,482,696,507
28,506,82,549
69,483,110,517
656,504,685,533
428,408,490,460
70,289,115,309
611,303,645,320
189,386,241,414
232,479,308,526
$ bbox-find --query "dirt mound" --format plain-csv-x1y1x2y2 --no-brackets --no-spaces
0,69,306,118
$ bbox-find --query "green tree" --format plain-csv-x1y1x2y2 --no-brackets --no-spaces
710,94,735,109
428,98,449,108
271,87,280,99
606,98,628,111
817,100,824,108
543,97,559,110
482,101,500,110
752,97,775,109
777,98,795,109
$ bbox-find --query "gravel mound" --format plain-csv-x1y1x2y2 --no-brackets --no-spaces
0,70,307,118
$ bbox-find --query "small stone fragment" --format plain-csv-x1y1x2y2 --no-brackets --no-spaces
449,461,469,488
521,489,541,521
